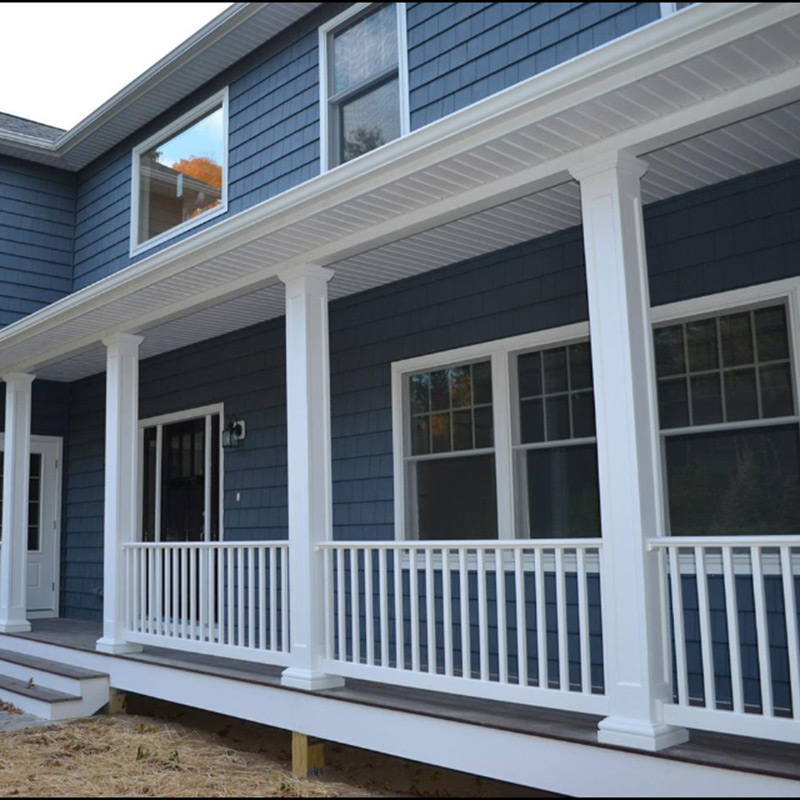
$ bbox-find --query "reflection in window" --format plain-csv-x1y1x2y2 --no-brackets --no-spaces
136,103,225,247
515,342,600,538
406,361,496,539
324,4,402,167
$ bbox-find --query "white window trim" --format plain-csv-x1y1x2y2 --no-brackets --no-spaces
653,283,800,538
137,403,225,543
129,87,229,258
392,278,800,543
319,2,410,174
391,322,590,542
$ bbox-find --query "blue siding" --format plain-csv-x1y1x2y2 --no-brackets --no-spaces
60,159,800,620
70,3,663,291
71,4,347,291
407,2,661,130
61,319,288,618
0,156,74,326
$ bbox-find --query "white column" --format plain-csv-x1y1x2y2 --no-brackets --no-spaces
570,151,688,751
279,264,344,691
0,373,35,633
96,333,143,654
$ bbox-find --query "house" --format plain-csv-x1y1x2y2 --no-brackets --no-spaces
0,1,799,794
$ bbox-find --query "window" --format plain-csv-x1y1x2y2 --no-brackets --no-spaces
405,360,497,540
394,326,600,541
140,406,223,542
320,3,409,171
514,342,600,539
131,90,228,254
655,304,800,536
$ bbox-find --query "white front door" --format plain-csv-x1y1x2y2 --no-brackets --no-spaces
0,435,61,616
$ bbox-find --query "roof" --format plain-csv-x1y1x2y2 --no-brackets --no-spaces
0,112,63,142
0,2,319,171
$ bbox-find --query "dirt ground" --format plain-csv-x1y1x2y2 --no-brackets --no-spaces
0,696,554,798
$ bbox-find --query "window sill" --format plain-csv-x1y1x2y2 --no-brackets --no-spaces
129,201,228,260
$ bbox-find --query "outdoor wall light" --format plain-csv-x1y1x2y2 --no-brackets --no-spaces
222,414,246,448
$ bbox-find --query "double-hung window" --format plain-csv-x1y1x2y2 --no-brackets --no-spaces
404,360,497,540
655,303,800,536
514,342,600,538
320,3,409,171
395,328,602,542
131,89,228,255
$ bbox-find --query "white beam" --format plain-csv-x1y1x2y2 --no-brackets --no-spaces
279,264,344,691
570,150,687,752
0,373,35,633
96,333,143,654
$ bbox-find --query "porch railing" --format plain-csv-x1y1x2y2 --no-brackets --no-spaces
319,539,607,714
122,542,291,666
650,536,800,744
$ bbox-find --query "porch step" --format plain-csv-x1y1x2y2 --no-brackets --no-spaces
0,649,109,721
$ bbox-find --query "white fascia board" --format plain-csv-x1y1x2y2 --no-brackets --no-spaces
0,2,796,369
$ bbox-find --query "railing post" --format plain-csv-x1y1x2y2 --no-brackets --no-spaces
570,151,687,751
279,264,344,690
97,333,143,654
0,373,35,633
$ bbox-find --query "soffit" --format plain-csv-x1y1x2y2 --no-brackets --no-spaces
3,4,800,382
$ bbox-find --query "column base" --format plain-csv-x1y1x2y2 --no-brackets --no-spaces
95,638,143,655
281,667,345,691
0,620,31,634
598,717,689,752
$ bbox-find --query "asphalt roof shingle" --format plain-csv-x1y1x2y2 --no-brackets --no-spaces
0,112,64,142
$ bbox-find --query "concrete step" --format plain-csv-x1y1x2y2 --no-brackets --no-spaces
0,649,109,721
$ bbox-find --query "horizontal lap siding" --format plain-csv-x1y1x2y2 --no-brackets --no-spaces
0,157,74,325
407,2,661,130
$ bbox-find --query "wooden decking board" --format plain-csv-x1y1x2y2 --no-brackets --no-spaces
0,674,79,703
5,619,800,784
0,648,107,680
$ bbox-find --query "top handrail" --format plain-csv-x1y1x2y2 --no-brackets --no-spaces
647,534,800,550
317,538,603,550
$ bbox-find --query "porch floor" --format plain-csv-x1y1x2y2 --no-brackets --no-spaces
8,619,800,785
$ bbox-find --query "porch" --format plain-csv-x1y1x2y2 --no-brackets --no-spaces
2,617,799,797
0,3,797,790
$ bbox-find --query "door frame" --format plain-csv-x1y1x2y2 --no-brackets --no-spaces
138,403,225,542
0,433,63,619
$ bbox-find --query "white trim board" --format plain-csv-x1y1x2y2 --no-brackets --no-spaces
0,633,797,798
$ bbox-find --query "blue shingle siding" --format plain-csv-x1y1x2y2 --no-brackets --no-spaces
61,318,289,618
60,158,800,620
69,3,665,292
647,159,800,306
0,156,75,326
70,4,346,292
407,3,661,130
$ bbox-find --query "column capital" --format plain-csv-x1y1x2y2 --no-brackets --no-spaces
569,150,648,184
1,373,35,389
101,332,143,354
278,264,335,291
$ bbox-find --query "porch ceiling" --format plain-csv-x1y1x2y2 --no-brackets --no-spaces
3,3,800,383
